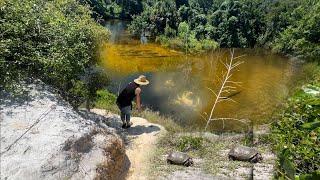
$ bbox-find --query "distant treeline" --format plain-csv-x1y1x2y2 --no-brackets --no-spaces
82,0,143,20
90,0,320,60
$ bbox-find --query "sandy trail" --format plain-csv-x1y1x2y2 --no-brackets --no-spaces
125,117,165,180
90,109,165,180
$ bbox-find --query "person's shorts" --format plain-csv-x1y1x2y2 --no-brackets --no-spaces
120,106,131,115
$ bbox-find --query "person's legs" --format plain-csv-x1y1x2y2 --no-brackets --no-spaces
117,103,127,128
121,106,132,128
120,111,126,126
123,106,132,126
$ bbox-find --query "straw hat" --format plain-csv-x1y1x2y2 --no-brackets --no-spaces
134,75,149,85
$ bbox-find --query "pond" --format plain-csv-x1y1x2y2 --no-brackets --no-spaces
100,20,301,131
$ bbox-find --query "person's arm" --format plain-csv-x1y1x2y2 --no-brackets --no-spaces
135,87,142,111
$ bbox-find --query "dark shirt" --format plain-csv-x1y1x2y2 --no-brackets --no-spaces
116,82,139,108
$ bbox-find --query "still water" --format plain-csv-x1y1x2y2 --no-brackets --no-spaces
100,20,300,131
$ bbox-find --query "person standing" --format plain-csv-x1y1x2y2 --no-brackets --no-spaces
116,75,149,128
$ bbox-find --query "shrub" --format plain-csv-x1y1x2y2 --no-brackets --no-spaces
0,0,109,106
271,84,320,178
156,22,218,53
272,1,320,61
94,89,117,109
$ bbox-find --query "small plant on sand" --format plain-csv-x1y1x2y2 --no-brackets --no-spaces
177,136,204,152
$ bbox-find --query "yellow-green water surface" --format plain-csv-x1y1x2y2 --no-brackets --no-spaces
100,20,301,131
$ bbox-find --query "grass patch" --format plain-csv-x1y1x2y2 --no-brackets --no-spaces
135,108,183,133
177,136,204,152
94,89,119,113
147,132,252,178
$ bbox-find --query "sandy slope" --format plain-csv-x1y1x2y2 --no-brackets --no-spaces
125,117,165,180
90,109,166,180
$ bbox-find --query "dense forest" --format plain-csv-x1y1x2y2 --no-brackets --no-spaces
1,0,319,179
88,0,320,59
82,0,143,19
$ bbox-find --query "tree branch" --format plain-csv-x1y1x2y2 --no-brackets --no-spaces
205,49,244,130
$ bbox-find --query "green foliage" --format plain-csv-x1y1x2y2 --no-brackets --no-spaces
156,21,218,53
177,21,189,39
279,149,296,179
271,82,320,178
129,0,264,50
135,108,182,133
300,63,320,84
297,171,320,180
208,0,265,47
83,0,143,20
82,66,110,109
257,0,301,46
128,0,177,37
128,10,150,36
94,89,117,110
177,136,203,152
0,0,109,107
68,80,89,107
198,39,219,52
273,1,320,61
125,0,320,61
164,24,176,37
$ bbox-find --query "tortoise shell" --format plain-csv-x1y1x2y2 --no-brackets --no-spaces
228,145,262,163
167,152,193,166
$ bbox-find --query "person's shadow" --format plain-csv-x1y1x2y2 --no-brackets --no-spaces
126,125,161,136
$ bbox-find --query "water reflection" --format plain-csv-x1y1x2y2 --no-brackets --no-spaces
100,20,299,131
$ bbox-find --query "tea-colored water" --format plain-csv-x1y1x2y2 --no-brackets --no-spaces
100,20,299,131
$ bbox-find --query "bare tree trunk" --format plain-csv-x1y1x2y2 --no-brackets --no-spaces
204,49,246,130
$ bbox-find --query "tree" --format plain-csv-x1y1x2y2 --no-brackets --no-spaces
83,0,143,20
128,0,177,37
208,0,264,48
273,0,320,61
0,0,110,107
82,66,110,110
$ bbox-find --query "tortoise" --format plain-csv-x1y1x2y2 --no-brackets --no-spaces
228,145,263,163
167,152,194,167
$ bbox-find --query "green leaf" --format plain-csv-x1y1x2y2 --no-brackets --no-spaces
301,121,320,130
298,170,320,180
279,149,296,179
